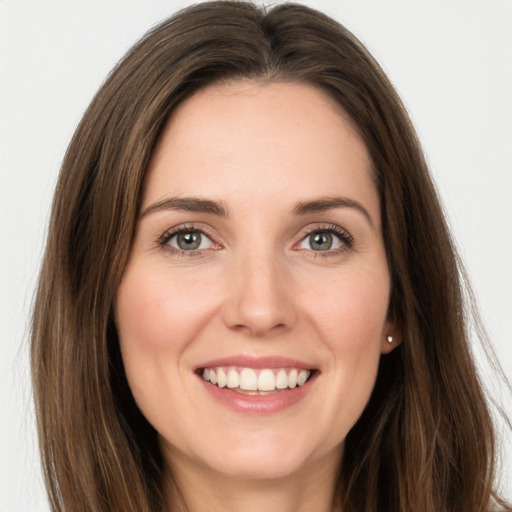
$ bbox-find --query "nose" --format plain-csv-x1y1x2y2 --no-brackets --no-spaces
222,251,296,338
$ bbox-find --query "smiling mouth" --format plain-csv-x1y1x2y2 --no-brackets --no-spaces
199,366,313,394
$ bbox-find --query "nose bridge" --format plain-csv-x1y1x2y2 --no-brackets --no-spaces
223,243,295,336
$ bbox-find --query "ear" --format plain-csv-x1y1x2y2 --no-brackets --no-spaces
380,319,402,354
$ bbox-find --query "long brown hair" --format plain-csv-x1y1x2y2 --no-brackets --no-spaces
31,2,510,511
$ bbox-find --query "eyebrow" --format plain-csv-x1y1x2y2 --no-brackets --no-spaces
140,197,229,218
291,196,374,227
140,195,374,227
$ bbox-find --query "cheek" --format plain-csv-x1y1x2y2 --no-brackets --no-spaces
115,268,214,354
114,266,219,440
300,267,389,432
303,266,390,350
114,269,189,398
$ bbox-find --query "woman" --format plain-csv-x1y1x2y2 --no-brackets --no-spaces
31,1,511,511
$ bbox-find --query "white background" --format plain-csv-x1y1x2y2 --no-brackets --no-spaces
1,0,511,510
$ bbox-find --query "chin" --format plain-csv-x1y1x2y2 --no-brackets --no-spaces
206,448,310,480
189,428,338,481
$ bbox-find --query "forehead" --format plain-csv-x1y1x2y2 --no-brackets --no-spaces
142,80,378,224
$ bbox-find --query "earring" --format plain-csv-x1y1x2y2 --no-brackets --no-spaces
386,335,393,344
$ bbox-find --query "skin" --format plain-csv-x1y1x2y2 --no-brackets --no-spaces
115,81,399,512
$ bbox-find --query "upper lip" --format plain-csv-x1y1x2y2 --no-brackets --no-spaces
195,355,315,371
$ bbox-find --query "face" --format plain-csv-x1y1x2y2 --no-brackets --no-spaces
115,81,397,483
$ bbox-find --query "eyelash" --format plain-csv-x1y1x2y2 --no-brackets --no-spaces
298,224,354,258
157,224,218,257
157,223,354,257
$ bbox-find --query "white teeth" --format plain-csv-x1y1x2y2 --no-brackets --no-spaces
226,369,240,388
239,368,258,391
275,369,288,389
257,369,275,391
297,369,309,386
202,366,311,392
217,368,227,388
288,369,298,388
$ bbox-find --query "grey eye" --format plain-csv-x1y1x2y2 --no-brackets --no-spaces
298,230,345,252
310,232,333,251
168,231,213,251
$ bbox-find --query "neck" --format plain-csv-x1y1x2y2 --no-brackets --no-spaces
163,449,343,512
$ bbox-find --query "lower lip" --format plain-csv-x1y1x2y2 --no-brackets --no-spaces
198,373,316,414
